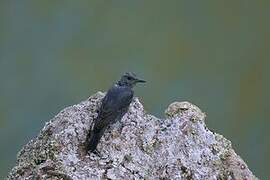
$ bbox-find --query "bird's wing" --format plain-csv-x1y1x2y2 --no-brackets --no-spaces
114,88,134,110
94,87,133,130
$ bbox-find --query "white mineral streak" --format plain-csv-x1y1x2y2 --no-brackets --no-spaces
7,92,257,180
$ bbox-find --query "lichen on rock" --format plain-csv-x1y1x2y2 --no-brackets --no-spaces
7,92,258,180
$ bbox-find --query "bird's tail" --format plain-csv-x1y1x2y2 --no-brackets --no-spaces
85,129,104,153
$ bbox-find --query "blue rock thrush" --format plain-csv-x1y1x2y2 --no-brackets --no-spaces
85,72,146,154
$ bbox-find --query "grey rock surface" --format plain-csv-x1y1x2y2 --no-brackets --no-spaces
7,92,257,180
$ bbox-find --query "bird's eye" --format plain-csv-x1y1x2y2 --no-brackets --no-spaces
127,77,132,80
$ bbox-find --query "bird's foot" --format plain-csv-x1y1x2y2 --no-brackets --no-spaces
92,149,102,157
90,149,110,159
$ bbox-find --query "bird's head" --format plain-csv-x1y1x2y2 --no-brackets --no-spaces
118,72,146,87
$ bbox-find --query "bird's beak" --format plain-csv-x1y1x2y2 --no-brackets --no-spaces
136,78,146,83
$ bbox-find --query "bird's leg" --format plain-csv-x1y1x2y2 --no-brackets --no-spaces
112,117,125,134
116,107,129,133
119,120,125,134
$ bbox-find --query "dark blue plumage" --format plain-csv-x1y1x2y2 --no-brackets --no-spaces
85,72,145,154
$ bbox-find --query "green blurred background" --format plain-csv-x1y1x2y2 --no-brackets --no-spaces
0,0,269,179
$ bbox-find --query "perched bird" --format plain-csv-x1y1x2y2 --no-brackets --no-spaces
85,72,146,154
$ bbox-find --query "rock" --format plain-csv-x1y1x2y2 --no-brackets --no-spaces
7,92,258,180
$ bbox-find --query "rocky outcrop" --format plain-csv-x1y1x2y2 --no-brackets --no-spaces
7,92,257,179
